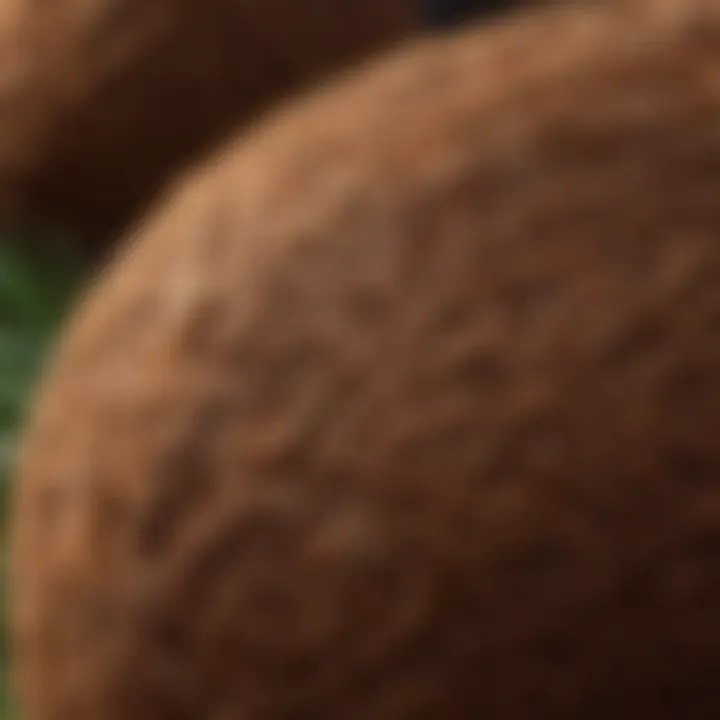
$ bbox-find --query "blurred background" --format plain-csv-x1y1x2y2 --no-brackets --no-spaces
0,238,90,718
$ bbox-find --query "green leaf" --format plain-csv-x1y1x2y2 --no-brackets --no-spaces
0,232,89,720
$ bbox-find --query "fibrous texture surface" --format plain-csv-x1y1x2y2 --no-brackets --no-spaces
12,1,720,718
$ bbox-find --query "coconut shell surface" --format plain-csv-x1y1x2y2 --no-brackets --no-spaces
0,0,420,247
11,0,720,717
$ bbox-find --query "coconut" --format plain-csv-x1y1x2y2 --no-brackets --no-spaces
0,0,417,248
12,0,720,717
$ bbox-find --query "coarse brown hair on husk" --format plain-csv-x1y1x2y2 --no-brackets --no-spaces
0,0,417,248
11,0,720,718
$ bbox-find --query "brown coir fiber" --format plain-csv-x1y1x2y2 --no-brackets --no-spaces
11,0,720,717
0,0,416,246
